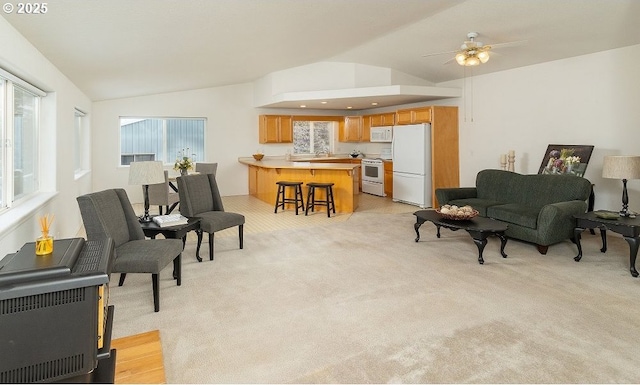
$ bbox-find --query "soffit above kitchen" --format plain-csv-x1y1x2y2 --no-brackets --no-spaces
253,62,461,110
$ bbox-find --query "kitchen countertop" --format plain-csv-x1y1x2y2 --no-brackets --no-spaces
238,157,361,170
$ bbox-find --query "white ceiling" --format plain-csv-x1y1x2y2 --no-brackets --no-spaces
3,0,640,107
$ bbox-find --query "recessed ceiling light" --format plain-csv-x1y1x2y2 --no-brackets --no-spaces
300,104,306,108
371,102,378,106
321,101,328,104
347,106,353,109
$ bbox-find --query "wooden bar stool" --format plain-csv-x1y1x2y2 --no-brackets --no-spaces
274,181,305,215
305,182,336,217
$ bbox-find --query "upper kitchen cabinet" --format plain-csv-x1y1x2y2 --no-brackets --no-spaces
369,112,395,127
259,115,293,143
395,107,432,125
339,116,370,142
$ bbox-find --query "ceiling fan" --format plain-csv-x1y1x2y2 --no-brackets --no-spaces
423,32,524,66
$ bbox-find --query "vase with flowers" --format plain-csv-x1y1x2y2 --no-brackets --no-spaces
174,148,194,176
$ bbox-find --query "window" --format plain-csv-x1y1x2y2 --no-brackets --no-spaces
0,68,43,211
74,108,86,173
293,121,333,154
119,117,205,166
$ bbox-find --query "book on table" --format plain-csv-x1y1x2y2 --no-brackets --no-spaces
153,214,189,227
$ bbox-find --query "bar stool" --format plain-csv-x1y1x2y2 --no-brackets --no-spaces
305,182,336,218
274,181,305,215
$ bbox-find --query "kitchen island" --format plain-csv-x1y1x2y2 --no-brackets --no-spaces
238,157,360,213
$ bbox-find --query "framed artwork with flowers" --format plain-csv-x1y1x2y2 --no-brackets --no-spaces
538,144,594,177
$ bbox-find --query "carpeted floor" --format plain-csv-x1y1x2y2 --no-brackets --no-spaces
109,210,640,383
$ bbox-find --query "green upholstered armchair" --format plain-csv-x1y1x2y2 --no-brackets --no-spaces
77,188,183,312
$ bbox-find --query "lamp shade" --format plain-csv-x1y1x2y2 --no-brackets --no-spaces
602,156,640,180
128,161,165,185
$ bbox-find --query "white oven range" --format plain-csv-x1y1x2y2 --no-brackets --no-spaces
361,158,385,196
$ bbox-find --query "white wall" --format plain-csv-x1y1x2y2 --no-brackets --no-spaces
0,17,92,258
433,44,640,212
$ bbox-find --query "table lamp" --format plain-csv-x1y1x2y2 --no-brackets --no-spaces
128,161,165,222
602,155,640,217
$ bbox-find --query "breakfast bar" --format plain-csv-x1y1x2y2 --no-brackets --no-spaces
238,157,360,213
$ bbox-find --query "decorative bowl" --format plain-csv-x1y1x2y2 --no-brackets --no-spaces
252,154,264,161
436,206,479,221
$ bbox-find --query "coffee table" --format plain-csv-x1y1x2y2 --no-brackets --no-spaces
573,211,640,277
413,210,508,265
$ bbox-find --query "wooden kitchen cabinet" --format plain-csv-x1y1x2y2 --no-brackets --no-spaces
384,161,393,198
339,116,370,142
395,107,432,125
248,165,258,195
369,112,395,127
259,115,293,143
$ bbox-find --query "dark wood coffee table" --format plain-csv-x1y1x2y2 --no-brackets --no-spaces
140,217,202,261
574,211,640,277
413,210,508,265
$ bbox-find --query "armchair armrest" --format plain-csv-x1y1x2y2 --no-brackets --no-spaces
435,187,478,205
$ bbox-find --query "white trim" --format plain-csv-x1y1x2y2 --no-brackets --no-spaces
0,67,46,97
0,191,57,242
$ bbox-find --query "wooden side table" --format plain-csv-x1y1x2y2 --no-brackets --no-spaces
140,217,201,261
573,211,640,277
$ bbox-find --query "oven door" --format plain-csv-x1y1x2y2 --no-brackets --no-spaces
362,160,384,184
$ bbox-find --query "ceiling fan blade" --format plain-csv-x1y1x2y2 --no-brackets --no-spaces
422,49,458,58
442,56,457,65
489,39,528,49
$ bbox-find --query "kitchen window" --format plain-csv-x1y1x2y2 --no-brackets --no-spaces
293,121,334,155
119,117,206,166
0,69,43,211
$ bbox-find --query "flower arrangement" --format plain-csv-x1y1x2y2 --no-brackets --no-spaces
544,148,580,174
174,148,194,174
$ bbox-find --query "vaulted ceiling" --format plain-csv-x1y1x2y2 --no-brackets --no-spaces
3,0,640,104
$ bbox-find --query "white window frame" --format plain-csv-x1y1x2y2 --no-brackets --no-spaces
73,108,87,177
293,120,335,155
119,117,206,167
0,67,45,212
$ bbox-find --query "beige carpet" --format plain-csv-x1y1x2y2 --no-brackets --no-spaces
109,210,640,383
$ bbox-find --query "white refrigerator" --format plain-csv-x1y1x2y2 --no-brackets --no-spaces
392,123,432,207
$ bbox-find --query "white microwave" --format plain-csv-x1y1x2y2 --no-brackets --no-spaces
370,126,393,142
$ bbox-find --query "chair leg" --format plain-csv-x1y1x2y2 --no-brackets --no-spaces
173,253,182,286
239,224,244,249
159,206,164,215
167,202,178,214
195,229,203,262
152,273,160,312
118,273,127,286
209,232,215,261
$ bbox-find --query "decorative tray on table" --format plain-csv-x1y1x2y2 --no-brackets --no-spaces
593,210,620,220
436,205,479,220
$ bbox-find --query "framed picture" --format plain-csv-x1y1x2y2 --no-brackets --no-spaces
538,144,594,177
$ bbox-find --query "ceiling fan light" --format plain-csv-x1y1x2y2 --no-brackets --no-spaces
478,51,490,63
466,56,480,66
455,53,467,65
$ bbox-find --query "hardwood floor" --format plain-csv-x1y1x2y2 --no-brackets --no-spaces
111,330,166,384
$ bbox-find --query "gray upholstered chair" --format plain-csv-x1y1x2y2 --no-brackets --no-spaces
177,173,244,262
77,188,183,312
147,170,180,215
195,162,218,176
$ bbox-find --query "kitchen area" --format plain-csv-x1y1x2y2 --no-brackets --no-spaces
238,105,459,213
